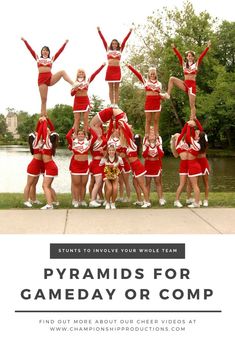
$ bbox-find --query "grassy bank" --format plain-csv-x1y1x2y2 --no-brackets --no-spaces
0,192,234,209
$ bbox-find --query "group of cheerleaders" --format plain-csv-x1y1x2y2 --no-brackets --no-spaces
21,28,211,210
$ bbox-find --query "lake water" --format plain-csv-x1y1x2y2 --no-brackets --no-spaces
0,145,235,193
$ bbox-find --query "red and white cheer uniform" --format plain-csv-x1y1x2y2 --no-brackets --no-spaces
71,64,105,112
173,45,209,96
98,28,132,82
142,136,164,177
126,64,164,112
22,39,68,86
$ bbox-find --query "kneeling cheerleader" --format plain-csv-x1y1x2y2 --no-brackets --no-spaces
100,144,124,209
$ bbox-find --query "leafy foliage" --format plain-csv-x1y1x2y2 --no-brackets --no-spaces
120,0,235,149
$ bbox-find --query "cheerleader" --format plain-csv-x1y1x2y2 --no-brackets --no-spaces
166,41,211,117
97,26,132,106
119,123,151,208
107,128,131,202
186,119,210,207
40,128,59,210
66,128,97,207
170,123,189,208
142,130,166,206
99,145,124,209
23,132,44,207
197,139,210,206
21,37,73,116
125,63,166,136
71,63,106,134
185,121,207,208
90,107,128,135
89,129,107,207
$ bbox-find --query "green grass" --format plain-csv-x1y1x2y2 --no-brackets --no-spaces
0,192,234,209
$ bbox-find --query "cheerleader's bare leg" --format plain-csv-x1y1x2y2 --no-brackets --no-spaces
118,173,124,199
188,176,200,204
112,179,118,203
105,180,112,203
39,84,48,116
145,112,152,136
24,175,39,202
73,113,80,134
83,112,89,134
42,176,54,206
153,112,161,136
108,83,114,104
71,175,80,202
89,115,102,135
29,176,39,202
114,83,120,105
189,94,196,118
136,175,150,202
91,175,103,201
133,177,142,202
80,175,88,202
186,178,193,200
167,77,186,96
89,175,95,199
51,187,58,203
154,175,163,200
145,176,151,199
175,175,187,201
123,172,131,199
50,70,73,85
202,174,209,201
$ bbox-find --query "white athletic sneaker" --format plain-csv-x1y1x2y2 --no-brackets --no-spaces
52,201,60,206
23,201,32,208
203,200,209,207
174,200,183,208
31,199,42,205
110,203,116,209
164,93,170,99
188,202,200,208
89,200,101,208
73,201,79,208
105,203,111,210
80,201,88,207
133,201,143,206
40,204,53,210
186,198,195,205
159,198,166,206
141,201,151,208
96,199,104,204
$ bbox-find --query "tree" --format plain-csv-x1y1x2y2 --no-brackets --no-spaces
17,113,39,141
120,1,235,149
48,105,74,146
215,21,235,72
0,114,7,138
198,66,235,148
89,95,105,117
